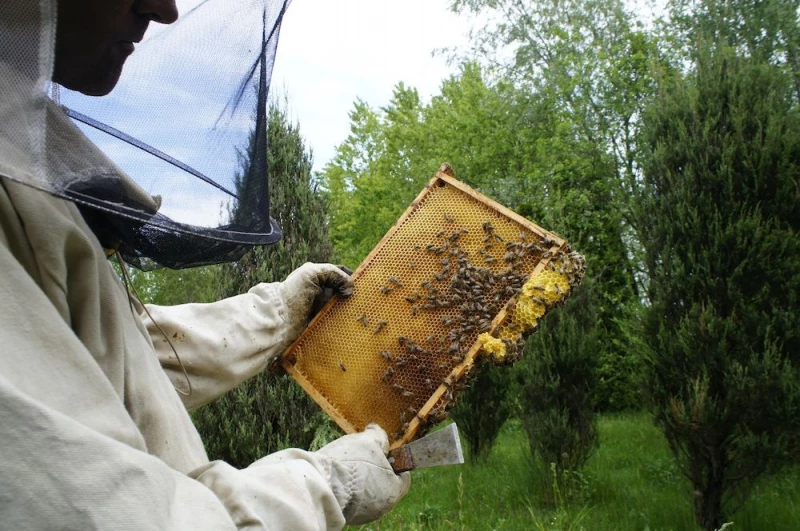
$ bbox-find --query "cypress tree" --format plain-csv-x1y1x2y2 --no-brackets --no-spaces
515,281,599,489
637,48,800,529
450,363,512,464
192,100,340,467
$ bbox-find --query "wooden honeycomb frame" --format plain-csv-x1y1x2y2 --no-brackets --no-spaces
281,164,582,449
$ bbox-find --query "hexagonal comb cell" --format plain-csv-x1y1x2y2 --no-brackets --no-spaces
281,164,585,448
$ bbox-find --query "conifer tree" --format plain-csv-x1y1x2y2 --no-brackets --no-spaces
637,48,800,529
515,281,599,484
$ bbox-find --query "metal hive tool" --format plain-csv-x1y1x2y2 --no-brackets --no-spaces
281,164,585,449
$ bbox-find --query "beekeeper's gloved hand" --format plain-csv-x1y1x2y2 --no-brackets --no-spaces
280,262,353,344
318,423,411,525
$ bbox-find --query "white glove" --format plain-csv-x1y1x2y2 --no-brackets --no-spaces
279,262,353,344
318,424,411,525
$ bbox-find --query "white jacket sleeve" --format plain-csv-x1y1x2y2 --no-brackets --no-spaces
142,282,291,410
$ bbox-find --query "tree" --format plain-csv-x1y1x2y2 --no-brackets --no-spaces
449,0,659,411
665,0,800,101
191,99,340,467
636,46,800,529
516,283,599,490
450,363,513,463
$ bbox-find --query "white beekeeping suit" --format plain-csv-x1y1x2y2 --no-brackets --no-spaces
0,1,409,529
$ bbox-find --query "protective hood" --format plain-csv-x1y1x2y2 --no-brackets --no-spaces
0,0,289,269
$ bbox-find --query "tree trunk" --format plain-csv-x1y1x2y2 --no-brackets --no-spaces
695,474,726,531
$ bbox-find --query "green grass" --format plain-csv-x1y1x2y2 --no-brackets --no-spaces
358,413,800,530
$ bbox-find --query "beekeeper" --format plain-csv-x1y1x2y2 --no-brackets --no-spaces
0,0,409,529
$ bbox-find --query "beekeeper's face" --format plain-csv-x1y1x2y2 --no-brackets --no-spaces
53,0,179,96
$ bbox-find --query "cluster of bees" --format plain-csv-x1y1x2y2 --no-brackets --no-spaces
361,215,578,440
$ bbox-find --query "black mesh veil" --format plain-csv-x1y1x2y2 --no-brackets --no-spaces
51,1,290,268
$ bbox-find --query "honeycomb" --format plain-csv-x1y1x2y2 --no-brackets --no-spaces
281,164,585,448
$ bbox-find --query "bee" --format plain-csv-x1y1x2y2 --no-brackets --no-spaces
436,230,446,238
398,336,408,346
379,286,393,295
374,320,388,334
421,281,431,289
424,379,434,390
485,256,497,263
404,295,417,303
542,236,555,246
448,342,461,354
412,306,419,316
395,357,408,367
388,276,402,286
431,407,448,423
401,390,415,398
437,362,450,370
482,221,494,232
504,252,517,262
380,350,393,361
409,262,416,269
382,366,395,381
444,213,455,222
542,251,552,259
339,362,347,372
413,244,422,250
417,364,428,373
392,383,405,393
426,334,436,344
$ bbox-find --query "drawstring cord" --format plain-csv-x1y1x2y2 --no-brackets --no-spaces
114,250,193,397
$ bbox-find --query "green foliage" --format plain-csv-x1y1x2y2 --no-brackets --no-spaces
636,45,800,529
516,285,600,490
124,264,223,306
447,0,654,411
192,371,335,469
450,363,512,464
192,98,341,465
322,65,519,267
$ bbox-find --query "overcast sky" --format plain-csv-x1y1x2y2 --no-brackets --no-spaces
270,0,473,173
268,0,662,174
